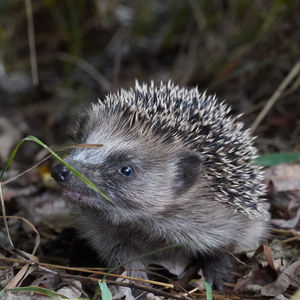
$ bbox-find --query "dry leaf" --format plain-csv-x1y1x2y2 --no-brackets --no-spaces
261,260,300,296
265,164,300,192
4,264,30,289
56,280,83,298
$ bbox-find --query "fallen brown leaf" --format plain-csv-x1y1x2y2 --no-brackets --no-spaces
261,260,300,296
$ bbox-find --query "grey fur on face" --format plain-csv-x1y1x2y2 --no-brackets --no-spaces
51,81,268,289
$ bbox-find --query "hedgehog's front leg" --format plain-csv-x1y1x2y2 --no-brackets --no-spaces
200,253,233,290
177,252,232,290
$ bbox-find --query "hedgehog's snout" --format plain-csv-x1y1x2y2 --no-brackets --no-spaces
51,163,71,183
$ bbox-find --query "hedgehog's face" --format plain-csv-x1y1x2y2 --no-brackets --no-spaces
51,113,203,222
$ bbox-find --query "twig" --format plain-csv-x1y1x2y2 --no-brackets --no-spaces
282,236,300,243
251,61,300,134
55,272,186,299
0,184,14,248
105,279,185,299
271,228,296,234
25,0,39,86
228,251,249,267
0,256,174,289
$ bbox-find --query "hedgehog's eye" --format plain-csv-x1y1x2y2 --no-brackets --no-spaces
119,165,133,177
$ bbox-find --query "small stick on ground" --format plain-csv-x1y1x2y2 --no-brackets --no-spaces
25,0,39,86
251,61,300,134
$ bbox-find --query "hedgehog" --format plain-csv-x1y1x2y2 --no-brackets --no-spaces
51,81,268,289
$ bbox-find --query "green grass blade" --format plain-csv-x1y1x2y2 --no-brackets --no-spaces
92,286,100,300
0,286,68,298
99,281,112,300
204,281,213,300
0,135,112,203
0,138,26,181
255,152,299,166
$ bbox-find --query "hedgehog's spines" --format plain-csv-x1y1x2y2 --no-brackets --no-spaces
94,81,266,218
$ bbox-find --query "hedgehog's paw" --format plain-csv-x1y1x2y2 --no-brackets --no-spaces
201,254,233,290
111,265,148,299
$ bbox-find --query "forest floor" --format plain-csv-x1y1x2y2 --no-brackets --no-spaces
0,1,300,299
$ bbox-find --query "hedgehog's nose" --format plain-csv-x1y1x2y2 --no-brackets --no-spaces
51,163,71,183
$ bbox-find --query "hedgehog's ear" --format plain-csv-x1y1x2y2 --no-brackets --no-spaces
173,151,202,195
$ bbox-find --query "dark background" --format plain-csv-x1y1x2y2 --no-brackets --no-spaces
0,0,299,157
